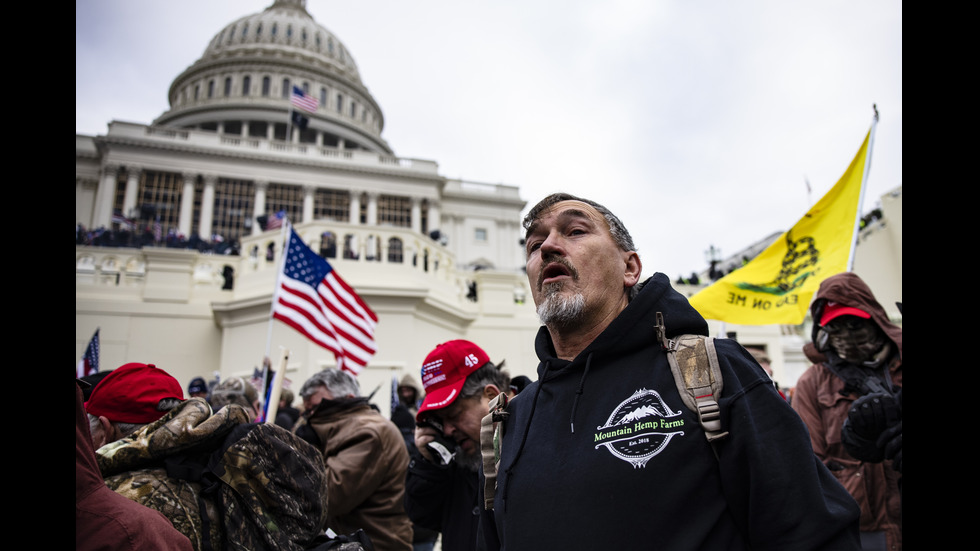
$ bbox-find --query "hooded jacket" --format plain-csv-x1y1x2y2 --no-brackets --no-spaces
486,273,860,551
75,383,193,551
297,397,413,551
793,272,902,549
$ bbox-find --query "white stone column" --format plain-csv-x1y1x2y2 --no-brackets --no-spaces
198,174,217,238
303,185,315,223
366,192,378,226
253,180,268,236
411,198,422,234
428,201,441,236
349,191,361,225
92,164,119,228
178,172,196,237
122,166,141,220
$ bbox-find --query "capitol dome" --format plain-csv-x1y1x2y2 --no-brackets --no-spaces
154,0,391,153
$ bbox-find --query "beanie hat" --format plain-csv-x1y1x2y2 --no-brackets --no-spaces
85,363,184,424
209,377,259,411
187,376,208,395
416,340,489,420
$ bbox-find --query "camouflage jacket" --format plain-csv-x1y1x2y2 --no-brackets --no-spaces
97,397,337,551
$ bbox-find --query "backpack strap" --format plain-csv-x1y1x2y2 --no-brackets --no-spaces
656,312,729,457
481,392,509,510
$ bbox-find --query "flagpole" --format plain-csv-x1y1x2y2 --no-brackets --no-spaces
846,105,879,271
263,220,291,411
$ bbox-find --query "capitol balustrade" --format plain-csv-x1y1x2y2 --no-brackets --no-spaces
106,121,439,174
76,221,487,308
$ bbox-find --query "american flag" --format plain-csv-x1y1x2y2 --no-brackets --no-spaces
77,329,100,378
291,86,319,113
266,210,286,230
272,228,378,375
111,212,135,229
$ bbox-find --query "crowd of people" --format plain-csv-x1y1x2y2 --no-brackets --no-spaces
76,192,901,551
76,222,241,255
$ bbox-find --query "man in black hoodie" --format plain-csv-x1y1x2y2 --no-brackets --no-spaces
481,193,860,550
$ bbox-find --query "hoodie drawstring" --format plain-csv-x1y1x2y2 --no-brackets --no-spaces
569,353,593,434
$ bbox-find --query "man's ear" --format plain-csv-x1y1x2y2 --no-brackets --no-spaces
94,415,116,448
623,251,642,288
483,384,501,400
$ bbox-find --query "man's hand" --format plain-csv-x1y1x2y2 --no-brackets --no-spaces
847,392,900,440
414,424,440,463
414,422,456,466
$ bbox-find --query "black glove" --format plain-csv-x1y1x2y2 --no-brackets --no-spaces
877,420,902,474
846,392,900,440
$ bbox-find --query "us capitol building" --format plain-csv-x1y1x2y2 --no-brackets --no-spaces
76,0,540,407
76,0,901,409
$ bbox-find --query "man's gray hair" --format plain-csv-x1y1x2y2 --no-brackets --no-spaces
523,192,643,300
300,368,361,399
87,397,182,439
459,362,510,400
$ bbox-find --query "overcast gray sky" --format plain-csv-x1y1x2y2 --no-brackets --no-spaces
76,0,902,280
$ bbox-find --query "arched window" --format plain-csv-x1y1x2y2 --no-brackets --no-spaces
344,234,359,259
387,237,404,263
262,76,271,97
242,76,251,96
282,78,291,99
208,80,215,98
224,77,232,97
319,232,337,258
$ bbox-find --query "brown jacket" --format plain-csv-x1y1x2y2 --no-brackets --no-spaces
794,272,902,549
299,399,413,551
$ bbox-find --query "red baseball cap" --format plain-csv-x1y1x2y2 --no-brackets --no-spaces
819,301,871,326
85,363,184,424
416,340,490,420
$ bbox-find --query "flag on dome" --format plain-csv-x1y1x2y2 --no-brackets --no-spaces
77,329,100,378
689,126,873,325
272,228,378,375
291,85,319,113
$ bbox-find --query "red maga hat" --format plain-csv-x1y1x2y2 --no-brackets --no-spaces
819,301,871,326
416,340,490,420
84,363,184,424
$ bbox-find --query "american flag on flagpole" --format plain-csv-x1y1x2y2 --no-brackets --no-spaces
272,228,378,375
266,210,286,230
291,86,319,113
77,329,100,378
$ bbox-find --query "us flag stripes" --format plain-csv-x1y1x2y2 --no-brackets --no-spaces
272,228,378,375
290,85,319,113
77,329,100,378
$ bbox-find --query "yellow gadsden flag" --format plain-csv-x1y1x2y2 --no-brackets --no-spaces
690,129,872,325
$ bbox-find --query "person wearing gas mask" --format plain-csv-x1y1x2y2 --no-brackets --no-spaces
793,272,902,551
406,340,510,551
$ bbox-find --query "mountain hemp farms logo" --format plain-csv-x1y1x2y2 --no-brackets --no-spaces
593,389,686,468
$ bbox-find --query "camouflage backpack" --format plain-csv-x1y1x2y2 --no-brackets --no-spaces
99,399,359,551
